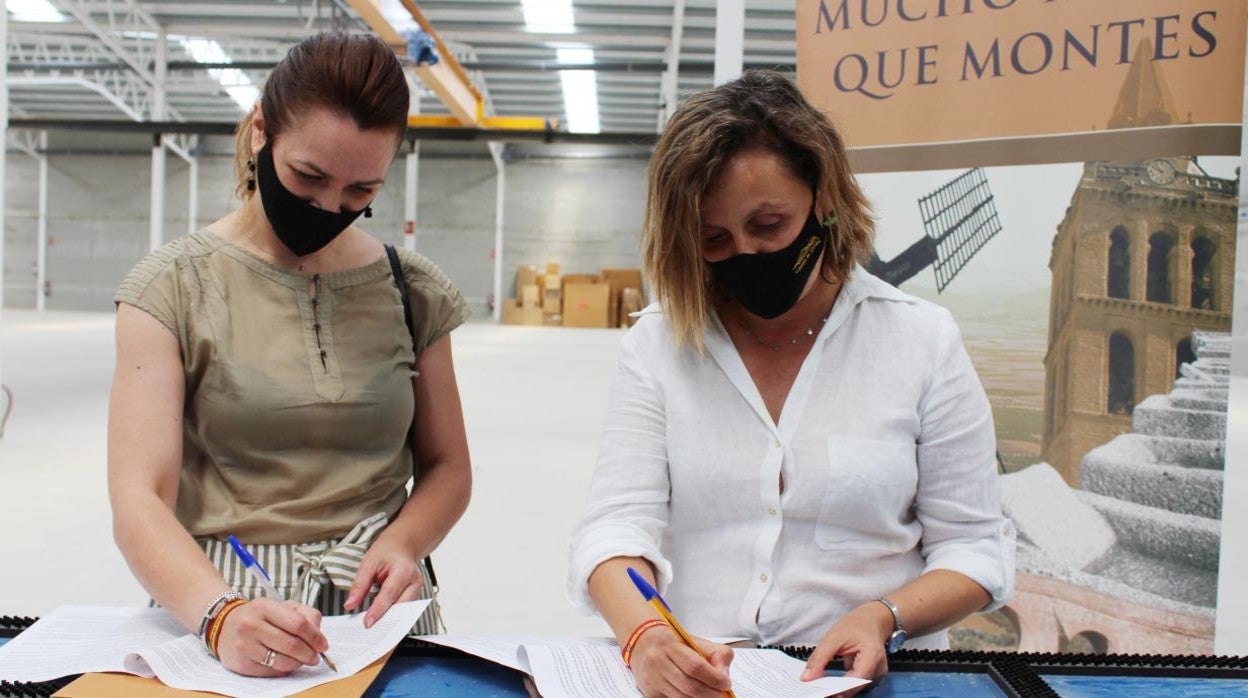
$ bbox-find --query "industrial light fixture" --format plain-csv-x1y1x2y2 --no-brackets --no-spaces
5,0,67,22
178,38,260,112
522,0,575,34
557,48,599,134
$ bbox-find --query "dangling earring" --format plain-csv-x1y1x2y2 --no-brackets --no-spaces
364,206,373,218
246,158,256,192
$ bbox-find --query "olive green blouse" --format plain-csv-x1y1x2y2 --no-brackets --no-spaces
115,231,470,543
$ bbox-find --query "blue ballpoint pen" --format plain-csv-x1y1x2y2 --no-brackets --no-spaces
627,567,735,698
227,535,338,672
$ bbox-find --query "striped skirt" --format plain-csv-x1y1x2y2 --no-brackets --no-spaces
196,512,444,636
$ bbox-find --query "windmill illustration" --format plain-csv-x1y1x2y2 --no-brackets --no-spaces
867,168,1003,291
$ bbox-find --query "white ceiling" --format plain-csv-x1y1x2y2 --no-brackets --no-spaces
5,0,798,137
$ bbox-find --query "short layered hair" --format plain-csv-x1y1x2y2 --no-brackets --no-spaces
642,69,875,349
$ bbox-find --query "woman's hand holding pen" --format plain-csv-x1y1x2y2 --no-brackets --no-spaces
801,601,894,696
630,629,734,698
344,534,426,628
215,598,330,677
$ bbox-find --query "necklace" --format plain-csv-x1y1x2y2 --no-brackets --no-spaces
243,228,324,272
743,314,829,352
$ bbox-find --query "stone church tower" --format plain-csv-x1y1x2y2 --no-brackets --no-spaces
1040,41,1237,485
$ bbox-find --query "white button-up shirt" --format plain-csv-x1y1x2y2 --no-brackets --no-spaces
568,267,1015,649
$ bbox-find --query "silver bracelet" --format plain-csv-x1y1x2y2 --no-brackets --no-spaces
196,591,245,640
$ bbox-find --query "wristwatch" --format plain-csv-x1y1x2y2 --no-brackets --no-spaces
876,597,907,654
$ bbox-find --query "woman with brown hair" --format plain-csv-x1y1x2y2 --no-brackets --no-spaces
108,32,471,677
568,70,1014,697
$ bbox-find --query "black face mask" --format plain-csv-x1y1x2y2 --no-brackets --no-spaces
255,140,370,257
708,209,834,320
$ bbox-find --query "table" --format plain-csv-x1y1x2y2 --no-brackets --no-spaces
5,621,1248,697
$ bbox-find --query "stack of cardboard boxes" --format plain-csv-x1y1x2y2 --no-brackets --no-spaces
501,262,646,328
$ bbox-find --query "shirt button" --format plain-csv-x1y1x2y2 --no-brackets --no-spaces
768,507,778,516
759,573,769,583
772,440,782,449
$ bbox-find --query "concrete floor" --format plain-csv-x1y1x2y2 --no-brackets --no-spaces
0,309,619,637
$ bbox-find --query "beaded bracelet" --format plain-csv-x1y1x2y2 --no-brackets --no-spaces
621,618,670,668
207,599,247,659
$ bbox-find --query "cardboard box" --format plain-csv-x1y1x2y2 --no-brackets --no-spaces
520,284,540,308
501,299,523,325
542,312,562,326
563,282,611,328
545,262,561,275
600,268,644,328
515,265,539,296
621,287,645,327
542,274,563,313
562,273,600,287
522,305,544,326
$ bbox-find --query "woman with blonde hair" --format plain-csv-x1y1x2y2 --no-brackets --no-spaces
109,32,471,677
569,69,1014,697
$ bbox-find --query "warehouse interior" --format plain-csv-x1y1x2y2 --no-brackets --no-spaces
2,0,1248,666
0,0,804,638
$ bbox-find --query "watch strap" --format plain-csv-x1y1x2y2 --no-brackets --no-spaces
876,596,903,632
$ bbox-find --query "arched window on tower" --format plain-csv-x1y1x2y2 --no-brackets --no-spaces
1108,332,1135,415
1147,232,1175,303
1176,337,1195,380
1191,236,1216,310
1107,227,1130,299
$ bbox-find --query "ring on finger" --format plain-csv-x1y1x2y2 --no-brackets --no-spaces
262,648,277,668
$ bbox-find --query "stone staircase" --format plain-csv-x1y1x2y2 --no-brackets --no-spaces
1077,331,1229,606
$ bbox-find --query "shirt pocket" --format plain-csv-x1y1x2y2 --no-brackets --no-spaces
814,436,918,551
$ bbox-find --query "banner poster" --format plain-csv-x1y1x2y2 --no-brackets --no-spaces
797,0,1246,654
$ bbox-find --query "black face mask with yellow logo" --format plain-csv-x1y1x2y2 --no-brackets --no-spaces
709,208,833,320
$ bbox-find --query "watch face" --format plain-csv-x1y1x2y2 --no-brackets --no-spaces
1146,159,1176,184
886,629,907,654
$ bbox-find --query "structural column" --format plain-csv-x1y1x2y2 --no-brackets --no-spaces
36,132,49,311
659,0,686,129
187,136,199,236
713,0,744,86
404,140,419,253
149,31,168,252
490,142,505,322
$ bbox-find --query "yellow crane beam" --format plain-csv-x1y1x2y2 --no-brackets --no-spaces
346,0,557,131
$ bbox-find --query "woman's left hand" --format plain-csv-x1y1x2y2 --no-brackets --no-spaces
343,536,425,628
800,601,895,696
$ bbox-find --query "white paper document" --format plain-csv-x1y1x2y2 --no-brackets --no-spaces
417,635,870,698
0,606,183,682
415,634,615,673
0,600,431,698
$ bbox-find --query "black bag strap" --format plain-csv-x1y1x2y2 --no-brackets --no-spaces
384,243,439,590
386,244,419,357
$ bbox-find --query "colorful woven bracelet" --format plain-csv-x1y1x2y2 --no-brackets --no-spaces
207,599,247,659
196,590,244,640
622,618,670,668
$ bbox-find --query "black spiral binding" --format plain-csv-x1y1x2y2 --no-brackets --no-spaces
760,645,1248,697
6,624,1248,697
